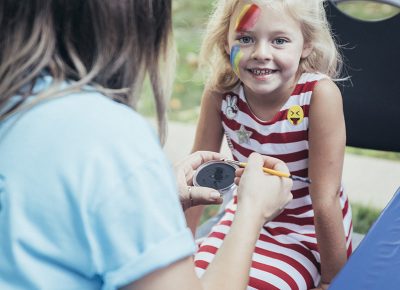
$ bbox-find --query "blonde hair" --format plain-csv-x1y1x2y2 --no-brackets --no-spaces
199,0,343,92
0,0,174,144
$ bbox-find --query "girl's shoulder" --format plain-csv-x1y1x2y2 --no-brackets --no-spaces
299,71,341,97
208,82,241,98
297,72,330,86
203,83,241,107
217,83,242,103
285,72,337,109
292,72,332,96
313,77,342,101
308,73,343,112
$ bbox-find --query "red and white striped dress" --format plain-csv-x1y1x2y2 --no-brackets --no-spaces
194,73,353,289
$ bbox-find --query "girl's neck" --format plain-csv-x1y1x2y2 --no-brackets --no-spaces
242,73,302,122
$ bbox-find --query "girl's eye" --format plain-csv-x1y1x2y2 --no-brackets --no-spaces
238,36,254,44
274,38,288,45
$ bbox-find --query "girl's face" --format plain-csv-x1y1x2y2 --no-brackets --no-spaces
226,1,312,100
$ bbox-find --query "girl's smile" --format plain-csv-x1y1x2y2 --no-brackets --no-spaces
246,67,277,80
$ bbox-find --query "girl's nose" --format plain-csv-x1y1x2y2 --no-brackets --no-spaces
251,41,272,61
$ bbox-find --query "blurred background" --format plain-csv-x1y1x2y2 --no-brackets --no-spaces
138,0,399,124
138,0,400,234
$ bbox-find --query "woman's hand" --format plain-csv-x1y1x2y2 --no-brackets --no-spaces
174,151,224,211
235,152,293,223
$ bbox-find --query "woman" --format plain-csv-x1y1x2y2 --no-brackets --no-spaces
0,1,292,289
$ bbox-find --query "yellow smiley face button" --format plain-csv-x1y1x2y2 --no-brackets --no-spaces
287,105,304,125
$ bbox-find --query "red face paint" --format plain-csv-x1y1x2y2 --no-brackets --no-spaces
235,4,261,32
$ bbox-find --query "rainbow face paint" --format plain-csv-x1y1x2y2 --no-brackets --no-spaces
235,4,261,32
230,45,243,76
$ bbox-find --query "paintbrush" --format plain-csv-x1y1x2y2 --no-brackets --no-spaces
223,159,312,184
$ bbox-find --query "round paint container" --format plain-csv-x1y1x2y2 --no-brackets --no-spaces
193,160,237,195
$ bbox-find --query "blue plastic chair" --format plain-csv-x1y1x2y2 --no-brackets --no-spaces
330,187,400,289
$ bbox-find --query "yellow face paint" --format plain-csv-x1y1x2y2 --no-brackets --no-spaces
287,105,304,125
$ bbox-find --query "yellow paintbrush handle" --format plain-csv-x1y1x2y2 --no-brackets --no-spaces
238,162,290,178
224,159,311,184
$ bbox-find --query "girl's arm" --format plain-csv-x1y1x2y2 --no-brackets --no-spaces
185,88,225,235
308,79,348,288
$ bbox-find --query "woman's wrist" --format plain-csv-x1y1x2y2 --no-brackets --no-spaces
236,193,286,226
235,203,268,230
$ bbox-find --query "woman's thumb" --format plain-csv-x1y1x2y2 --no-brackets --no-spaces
189,186,222,207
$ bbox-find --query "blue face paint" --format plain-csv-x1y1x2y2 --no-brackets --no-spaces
230,45,243,76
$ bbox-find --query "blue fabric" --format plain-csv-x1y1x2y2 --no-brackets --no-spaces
330,187,400,290
0,77,195,290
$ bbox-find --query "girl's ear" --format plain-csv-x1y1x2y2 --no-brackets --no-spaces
225,42,231,55
301,42,313,59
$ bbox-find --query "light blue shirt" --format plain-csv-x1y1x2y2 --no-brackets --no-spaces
0,77,195,290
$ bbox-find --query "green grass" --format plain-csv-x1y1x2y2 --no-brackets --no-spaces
351,203,381,234
346,147,400,161
137,0,214,122
169,0,215,121
200,204,221,225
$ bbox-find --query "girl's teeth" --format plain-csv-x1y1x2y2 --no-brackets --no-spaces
251,69,272,75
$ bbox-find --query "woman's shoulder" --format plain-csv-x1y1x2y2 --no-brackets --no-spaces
9,75,161,166
42,91,151,137
20,88,161,164
20,75,150,138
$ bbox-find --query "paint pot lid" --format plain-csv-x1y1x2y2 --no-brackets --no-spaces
193,161,237,191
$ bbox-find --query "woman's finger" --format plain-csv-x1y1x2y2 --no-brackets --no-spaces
234,176,241,185
259,155,290,173
188,186,222,208
235,168,245,178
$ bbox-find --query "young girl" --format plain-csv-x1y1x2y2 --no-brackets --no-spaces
191,0,353,289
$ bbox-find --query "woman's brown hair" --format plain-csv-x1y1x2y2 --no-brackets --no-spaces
0,0,173,143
